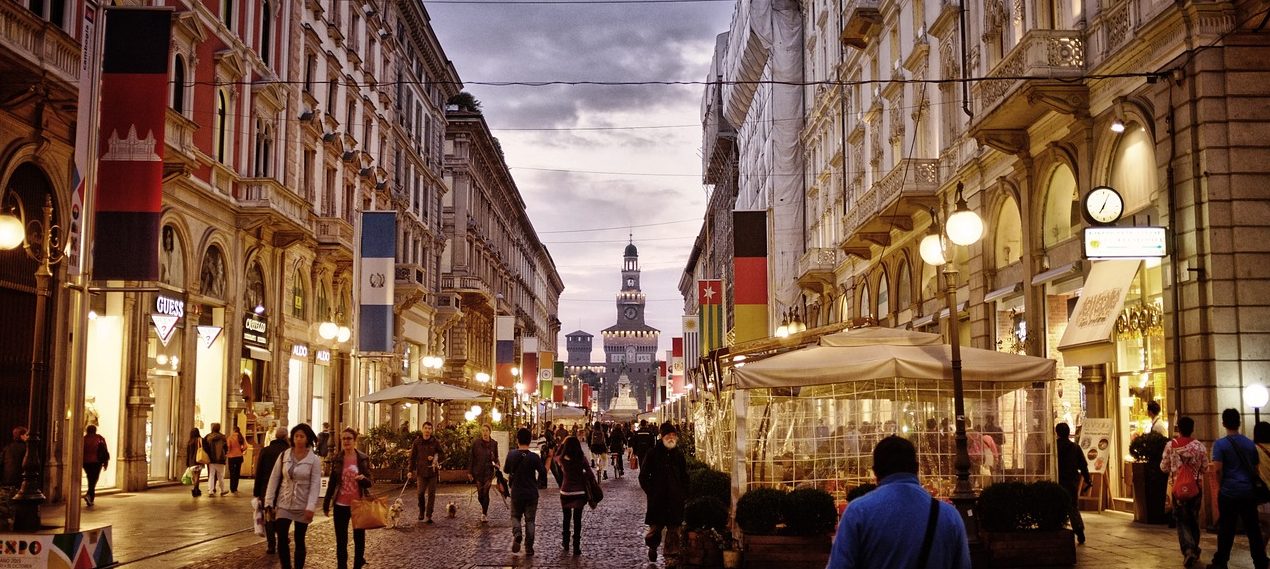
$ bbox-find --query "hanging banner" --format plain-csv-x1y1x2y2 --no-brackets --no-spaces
698,280,723,357
682,314,700,374
522,337,539,395
93,7,172,281
358,211,396,352
495,315,516,388
733,210,769,343
671,337,685,396
538,351,554,399
69,3,102,277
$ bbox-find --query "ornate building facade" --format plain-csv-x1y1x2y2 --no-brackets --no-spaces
600,242,660,412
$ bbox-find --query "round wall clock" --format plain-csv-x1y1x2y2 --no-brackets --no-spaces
1084,186,1124,225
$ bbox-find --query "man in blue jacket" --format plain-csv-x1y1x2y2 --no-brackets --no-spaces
828,435,971,569
504,427,548,557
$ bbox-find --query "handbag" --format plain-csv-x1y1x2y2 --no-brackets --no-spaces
196,444,210,465
1230,436,1270,504
96,440,110,464
351,497,390,530
181,466,195,485
251,498,267,537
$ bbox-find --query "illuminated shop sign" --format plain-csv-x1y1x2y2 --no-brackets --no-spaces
243,314,269,347
152,294,185,346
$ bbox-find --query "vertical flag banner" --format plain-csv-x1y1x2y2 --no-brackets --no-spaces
522,337,539,395
69,4,101,276
538,351,554,399
358,211,396,352
495,315,515,388
93,7,172,281
582,384,592,411
733,210,769,343
698,280,723,357
671,337,685,396
682,315,700,376
552,362,565,402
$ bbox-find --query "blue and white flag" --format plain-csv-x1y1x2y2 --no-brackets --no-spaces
359,211,395,353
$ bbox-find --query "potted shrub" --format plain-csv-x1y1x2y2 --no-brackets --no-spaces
736,487,835,569
435,422,479,482
977,481,1076,567
682,496,730,568
689,467,732,506
365,424,413,483
1129,431,1169,524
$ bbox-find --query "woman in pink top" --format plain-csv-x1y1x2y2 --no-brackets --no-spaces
323,428,372,569
227,426,247,495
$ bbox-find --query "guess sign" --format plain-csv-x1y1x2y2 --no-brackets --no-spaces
155,295,185,318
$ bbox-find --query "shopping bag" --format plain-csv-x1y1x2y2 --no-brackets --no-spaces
181,466,195,485
251,498,266,537
351,497,390,530
196,445,210,465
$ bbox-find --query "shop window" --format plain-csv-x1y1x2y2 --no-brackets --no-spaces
1042,164,1078,247
1114,260,1166,490
1110,125,1157,215
160,226,185,287
994,196,1023,268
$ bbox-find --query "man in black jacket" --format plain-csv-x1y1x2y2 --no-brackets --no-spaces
254,427,289,554
630,420,655,468
1056,423,1091,545
640,422,689,566
504,428,548,557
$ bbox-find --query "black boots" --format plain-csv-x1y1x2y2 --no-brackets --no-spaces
573,535,581,556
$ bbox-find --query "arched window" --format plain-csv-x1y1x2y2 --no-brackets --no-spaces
245,263,266,314
291,268,306,320
896,261,912,312
172,56,186,113
216,91,228,163
316,279,331,322
199,246,227,299
921,259,938,301
160,225,186,287
859,285,871,318
1042,164,1078,247
994,196,1023,268
260,1,272,66
254,121,273,177
876,272,890,318
1110,125,1157,215
221,0,234,30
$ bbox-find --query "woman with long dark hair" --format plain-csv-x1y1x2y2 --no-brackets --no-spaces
227,425,247,495
185,428,203,497
265,423,323,569
558,435,597,555
324,427,372,569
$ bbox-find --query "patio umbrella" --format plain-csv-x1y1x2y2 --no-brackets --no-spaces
358,381,488,405
731,326,1056,390
545,406,588,421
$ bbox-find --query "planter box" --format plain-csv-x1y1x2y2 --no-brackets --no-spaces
741,534,831,569
1131,462,1169,524
983,529,1076,567
370,467,406,483
681,530,724,568
439,469,470,483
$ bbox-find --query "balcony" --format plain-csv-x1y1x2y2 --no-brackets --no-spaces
164,110,201,170
969,30,1088,142
841,159,939,259
797,247,839,294
840,0,882,49
0,1,79,88
239,178,311,233
314,216,354,253
441,274,494,306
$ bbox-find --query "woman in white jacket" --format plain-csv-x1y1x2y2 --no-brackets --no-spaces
265,423,323,569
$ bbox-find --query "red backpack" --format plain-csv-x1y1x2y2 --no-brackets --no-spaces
1172,440,1200,499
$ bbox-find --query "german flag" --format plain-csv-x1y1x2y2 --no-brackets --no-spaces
697,279,723,357
733,211,769,343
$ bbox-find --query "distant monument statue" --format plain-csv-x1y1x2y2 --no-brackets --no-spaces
609,373,640,418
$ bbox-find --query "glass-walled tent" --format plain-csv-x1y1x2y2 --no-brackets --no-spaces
694,327,1058,503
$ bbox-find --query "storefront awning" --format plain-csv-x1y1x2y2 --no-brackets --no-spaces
245,346,272,361
984,282,1023,304
1031,262,1082,286
1057,260,1141,367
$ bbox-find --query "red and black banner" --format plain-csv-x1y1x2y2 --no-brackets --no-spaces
93,7,172,281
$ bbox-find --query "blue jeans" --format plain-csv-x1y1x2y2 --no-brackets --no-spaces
1212,493,1269,569
511,498,538,546
1173,495,1202,558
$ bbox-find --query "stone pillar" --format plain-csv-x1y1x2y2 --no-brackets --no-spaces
123,293,154,491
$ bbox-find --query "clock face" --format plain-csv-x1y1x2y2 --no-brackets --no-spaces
1084,186,1124,225
626,278,635,287
623,306,638,320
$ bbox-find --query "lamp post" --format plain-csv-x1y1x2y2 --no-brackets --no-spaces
1246,384,1269,424
0,195,64,531
918,182,984,537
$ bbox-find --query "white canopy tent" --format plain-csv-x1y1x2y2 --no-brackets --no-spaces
358,381,488,405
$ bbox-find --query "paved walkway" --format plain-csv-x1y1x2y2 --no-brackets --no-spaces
36,475,1268,568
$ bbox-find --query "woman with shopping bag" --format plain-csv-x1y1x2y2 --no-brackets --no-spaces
265,424,323,569
323,427,374,569
185,428,205,497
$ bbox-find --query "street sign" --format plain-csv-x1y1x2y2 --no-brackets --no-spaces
1083,226,1166,259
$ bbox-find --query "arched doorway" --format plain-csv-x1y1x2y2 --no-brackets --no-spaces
0,163,59,440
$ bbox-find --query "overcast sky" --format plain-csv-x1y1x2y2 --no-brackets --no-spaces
428,1,735,362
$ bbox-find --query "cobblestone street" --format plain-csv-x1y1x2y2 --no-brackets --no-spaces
176,472,667,569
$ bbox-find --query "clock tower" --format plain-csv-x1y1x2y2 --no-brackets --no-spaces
600,239,659,413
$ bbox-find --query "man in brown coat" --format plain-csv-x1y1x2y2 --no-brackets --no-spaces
408,422,445,523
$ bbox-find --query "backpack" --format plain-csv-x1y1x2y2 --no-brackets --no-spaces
1173,460,1199,499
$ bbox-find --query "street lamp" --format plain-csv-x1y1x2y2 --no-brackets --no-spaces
1246,384,1269,423
918,182,983,536
0,194,64,531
